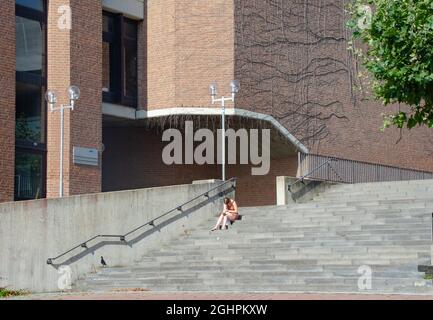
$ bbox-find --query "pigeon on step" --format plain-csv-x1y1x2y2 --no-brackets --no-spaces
100,256,107,267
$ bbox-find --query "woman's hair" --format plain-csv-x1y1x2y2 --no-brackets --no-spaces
224,197,231,204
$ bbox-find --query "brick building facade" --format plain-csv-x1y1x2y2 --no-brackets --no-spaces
1,0,433,207
47,0,102,198
0,1,15,203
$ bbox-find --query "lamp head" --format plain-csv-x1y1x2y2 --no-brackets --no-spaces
230,80,240,95
209,82,218,97
68,85,81,101
45,90,57,105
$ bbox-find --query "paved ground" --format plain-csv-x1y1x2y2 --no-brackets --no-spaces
6,291,433,300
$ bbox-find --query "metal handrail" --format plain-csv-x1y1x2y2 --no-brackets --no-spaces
47,178,237,265
288,159,335,193
298,152,433,184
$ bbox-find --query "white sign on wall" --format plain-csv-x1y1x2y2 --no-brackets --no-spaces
73,147,99,166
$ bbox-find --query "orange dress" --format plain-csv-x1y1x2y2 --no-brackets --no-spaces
225,200,239,221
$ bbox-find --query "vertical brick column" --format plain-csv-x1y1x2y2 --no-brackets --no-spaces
47,0,102,198
137,6,147,110
47,0,71,198
146,0,235,110
0,1,15,202
146,0,176,109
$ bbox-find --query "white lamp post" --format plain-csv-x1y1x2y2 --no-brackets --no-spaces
210,80,240,181
45,85,81,197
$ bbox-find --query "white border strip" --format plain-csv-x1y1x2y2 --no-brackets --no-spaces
102,0,144,20
102,104,309,153
103,102,137,119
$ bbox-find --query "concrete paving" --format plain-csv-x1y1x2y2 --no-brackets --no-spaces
7,291,433,300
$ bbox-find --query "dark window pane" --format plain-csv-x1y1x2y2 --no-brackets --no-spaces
123,44,137,99
16,82,45,143
102,12,138,107
16,0,44,11
103,13,115,33
16,16,45,75
14,152,44,200
124,19,137,40
103,41,111,92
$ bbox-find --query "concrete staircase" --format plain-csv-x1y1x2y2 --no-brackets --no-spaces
74,180,433,294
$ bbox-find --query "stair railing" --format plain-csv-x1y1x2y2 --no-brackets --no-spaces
298,152,433,183
288,159,342,193
47,178,237,265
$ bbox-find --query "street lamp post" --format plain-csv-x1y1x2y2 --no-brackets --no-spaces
210,80,240,181
45,86,81,197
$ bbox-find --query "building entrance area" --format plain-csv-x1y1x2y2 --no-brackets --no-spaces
101,115,299,206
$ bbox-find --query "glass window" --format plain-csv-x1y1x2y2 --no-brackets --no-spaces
16,16,45,75
124,44,137,99
15,82,45,143
103,14,115,33
102,12,138,107
123,18,138,102
103,13,121,101
14,152,44,200
102,42,111,92
15,0,47,201
124,20,137,40
16,0,44,11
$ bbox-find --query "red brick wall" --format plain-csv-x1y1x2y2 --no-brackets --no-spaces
146,0,176,109
102,126,220,191
137,10,147,111
0,1,15,202
144,0,433,173
47,0,102,198
146,0,235,110
47,0,71,197
233,0,433,172
69,0,102,196
6,0,431,206
227,157,298,207
102,126,297,207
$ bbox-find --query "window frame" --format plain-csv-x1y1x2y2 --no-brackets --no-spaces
102,11,138,108
14,148,47,201
15,0,47,200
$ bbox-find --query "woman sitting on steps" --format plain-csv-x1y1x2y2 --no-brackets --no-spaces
211,197,239,231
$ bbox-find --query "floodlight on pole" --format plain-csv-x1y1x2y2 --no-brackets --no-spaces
68,85,81,108
209,80,240,181
45,85,81,198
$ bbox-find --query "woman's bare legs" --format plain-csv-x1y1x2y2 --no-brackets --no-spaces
211,213,225,231
222,214,228,229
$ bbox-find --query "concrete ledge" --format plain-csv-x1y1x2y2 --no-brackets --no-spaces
102,0,144,20
137,107,309,154
101,105,309,154
193,179,222,184
276,176,339,205
0,181,234,292
102,102,137,119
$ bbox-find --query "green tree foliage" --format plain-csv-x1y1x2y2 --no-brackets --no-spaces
347,0,433,130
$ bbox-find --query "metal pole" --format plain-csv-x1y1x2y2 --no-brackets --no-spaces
221,97,226,181
60,106,64,197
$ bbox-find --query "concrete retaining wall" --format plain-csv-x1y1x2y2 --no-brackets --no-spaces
0,181,234,292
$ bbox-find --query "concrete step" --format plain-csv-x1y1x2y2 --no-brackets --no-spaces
78,275,427,287
142,252,430,264
75,180,433,294
74,280,433,295
313,196,433,203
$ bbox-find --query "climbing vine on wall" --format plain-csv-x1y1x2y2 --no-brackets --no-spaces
234,0,360,149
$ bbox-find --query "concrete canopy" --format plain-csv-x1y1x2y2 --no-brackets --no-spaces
102,104,309,154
